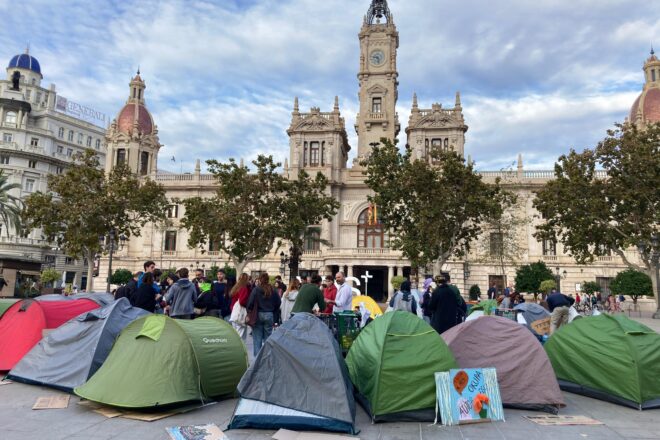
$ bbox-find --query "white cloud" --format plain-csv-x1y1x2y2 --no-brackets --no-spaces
1,0,658,173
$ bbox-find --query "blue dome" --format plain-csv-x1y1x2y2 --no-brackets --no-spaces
8,53,41,75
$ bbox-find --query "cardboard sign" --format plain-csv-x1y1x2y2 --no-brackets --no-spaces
530,317,551,335
166,423,225,440
32,395,70,410
435,368,504,426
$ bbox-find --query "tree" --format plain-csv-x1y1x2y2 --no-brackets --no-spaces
514,261,555,301
390,276,406,291
276,170,339,278
582,281,600,296
362,139,507,280
0,169,22,236
39,268,61,287
469,284,481,301
181,156,339,277
110,269,133,286
610,269,653,304
22,149,168,292
539,279,557,295
533,122,660,313
180,155,286,275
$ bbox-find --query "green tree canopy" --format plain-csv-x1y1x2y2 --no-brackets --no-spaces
110,268,134,286
0,169,22,236
361,139,508,276
22,149,168,291
581,281,600,296
539,279,557,294
610,269,653,303
180,155,338,276
515,261,555,299
533,122,659,309
40,268,61,286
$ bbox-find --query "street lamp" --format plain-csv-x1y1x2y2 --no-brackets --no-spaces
99,229,127,293
280,251,290,280
637,234,660,319
555,266,567,292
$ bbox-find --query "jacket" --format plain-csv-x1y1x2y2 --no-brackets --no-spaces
133,282,157,313
389,290,418,315
165,278,198,317
323,284,337,314
212,282,231,317
248,286,281,313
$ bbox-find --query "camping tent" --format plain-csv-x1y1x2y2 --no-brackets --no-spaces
75,315,248,408
346,311,457,422
35,293,115,306
228,313,357,434
0,298,19,319
545,314,660,410
352,295,383,318
7,298,148,391
442,316,565,413
514,303,551,336
0,298,99,371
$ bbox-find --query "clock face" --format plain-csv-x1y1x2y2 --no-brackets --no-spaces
370,50,385,66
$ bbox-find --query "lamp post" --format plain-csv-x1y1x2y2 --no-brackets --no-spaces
463,261,470,291
555,266,567,292
99,229,127,293
280,251,290,280
637,234,660,319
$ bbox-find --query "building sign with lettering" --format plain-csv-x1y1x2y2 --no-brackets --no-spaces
55,96,107,127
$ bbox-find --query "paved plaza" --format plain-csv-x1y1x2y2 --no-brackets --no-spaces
1,378,659,440
2,311,659,440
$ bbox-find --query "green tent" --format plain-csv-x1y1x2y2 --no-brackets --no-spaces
0,299,19,319
346,311,457,422
545,314,660,410
75,315,248,408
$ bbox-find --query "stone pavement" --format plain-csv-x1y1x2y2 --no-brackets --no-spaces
1,379,659,440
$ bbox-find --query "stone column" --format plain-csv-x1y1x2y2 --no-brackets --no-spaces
397,266,404,277
347,265,354,278
387,265,394,298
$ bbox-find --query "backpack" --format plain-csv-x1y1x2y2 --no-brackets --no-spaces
393,291,417,314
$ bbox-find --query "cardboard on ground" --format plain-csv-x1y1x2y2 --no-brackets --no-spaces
525,415,604,426
32,395,70,410
273,428,360,440
166,423,225,440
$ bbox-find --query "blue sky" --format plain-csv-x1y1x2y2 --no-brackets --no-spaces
1,0,658,172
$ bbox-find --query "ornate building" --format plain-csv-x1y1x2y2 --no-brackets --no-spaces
100,1,653,301
0,49,107,296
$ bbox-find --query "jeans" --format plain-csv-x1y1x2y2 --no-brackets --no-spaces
252,311,274,357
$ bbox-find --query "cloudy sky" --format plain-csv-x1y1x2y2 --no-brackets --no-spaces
1,0,658,172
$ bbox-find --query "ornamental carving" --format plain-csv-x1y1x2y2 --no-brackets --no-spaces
416,112,454,128
294,116,334,131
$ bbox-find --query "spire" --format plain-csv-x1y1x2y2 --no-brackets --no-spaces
412,92,418,109
333,95,339,112
293,96,299,113
25,43,30,55
128,70,146,105
517,154,524,178
137,65,140,75
366,0,391,25
194,159,201,174
455,91,462,109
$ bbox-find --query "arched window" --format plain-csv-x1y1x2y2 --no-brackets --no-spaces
4,111,17,124
140,151,149,175
357,207,386,248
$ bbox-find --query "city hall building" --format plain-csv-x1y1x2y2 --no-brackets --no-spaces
100,1,656,301
0,49,108,296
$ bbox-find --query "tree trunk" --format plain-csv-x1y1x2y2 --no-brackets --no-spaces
85,249,95,292
235,260,248,276
289,246,302,279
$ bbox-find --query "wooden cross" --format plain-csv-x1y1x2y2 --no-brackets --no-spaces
361,270,373,296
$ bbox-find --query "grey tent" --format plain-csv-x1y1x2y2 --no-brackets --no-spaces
442,316,565,413
35,292,115,306
228,313,357,434
7,298,148,392
514,303,551,337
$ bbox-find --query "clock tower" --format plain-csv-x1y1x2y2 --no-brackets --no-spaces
355,0,400,161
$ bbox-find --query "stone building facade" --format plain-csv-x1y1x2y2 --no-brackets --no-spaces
0,49,107,296
100,1,654,301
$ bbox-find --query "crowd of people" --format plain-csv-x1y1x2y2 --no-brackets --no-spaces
114,260,603,357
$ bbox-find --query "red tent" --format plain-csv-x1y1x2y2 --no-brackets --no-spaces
0,299,99,371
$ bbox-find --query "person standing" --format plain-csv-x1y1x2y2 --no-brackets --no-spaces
164,267,198,319
138,260,161,294
429,277,460,334
389,279,418,315
280,278,301,322
247,272,281,357
322,275,337,314
487,282,498,300
229,273,251,341
333,271,353,313
134,272,158,313
212,270,231,320
291,275,326,314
